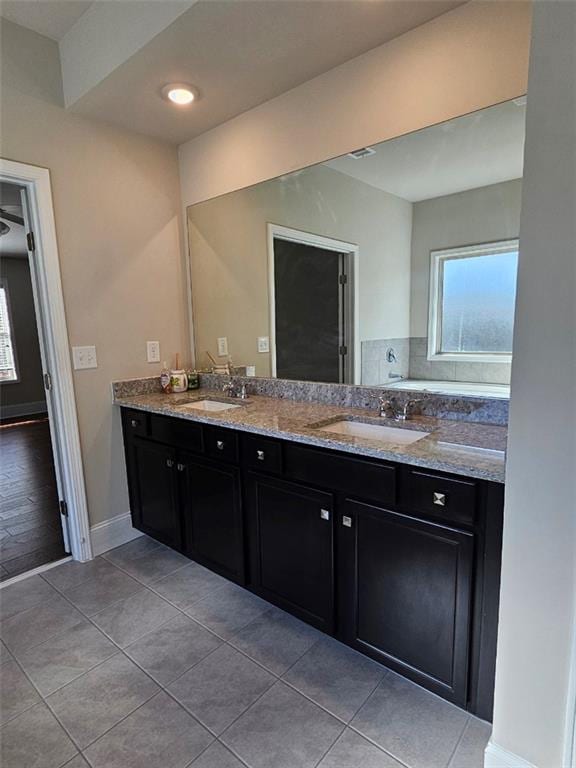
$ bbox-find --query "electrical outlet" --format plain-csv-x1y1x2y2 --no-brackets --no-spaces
147,341,160,363
72,345,98,370
257,336,270,353
217,337,228,357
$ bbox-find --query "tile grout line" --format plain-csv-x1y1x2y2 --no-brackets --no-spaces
444,712,473,768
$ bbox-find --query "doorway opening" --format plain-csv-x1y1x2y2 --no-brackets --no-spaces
0,159,91,583
267,224,359,384
0,183,67,577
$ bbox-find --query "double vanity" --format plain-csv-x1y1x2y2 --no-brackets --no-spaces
115,378,505,723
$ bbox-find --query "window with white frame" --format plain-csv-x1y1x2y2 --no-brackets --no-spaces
428,240,519,362
0,279,18,382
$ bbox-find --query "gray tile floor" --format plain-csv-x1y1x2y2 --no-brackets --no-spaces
0,536,491,768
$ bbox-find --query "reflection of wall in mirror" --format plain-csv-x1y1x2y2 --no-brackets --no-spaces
187,164,412,378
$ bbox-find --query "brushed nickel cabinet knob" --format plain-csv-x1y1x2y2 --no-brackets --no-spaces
433,492,446,506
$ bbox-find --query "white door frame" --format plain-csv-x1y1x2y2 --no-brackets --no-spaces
267,223,360,384
0,158,92,562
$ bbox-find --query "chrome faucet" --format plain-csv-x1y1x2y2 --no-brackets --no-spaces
378,396,422,421
222,377,248,399
222,377,239,397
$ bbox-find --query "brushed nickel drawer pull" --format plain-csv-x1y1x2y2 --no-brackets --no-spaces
166,459,174,468
256,450,265,461
216,441,225,450
320,509,330,521
177,463,185,472
433,492,446,506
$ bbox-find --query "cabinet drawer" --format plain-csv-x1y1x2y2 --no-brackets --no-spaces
243,435,283,474
205,427,239,463
285,444,396,505
402,468,477,525
149,414,203,454
122,409,148,438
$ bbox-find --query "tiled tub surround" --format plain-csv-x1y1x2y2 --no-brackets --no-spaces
361,336,511,387
113,381,507,483
408,337,512,385
360,338,410,386
0,539,491,768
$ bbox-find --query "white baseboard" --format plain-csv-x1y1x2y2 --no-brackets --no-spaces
485,741,538,768
90,512,142,557
0,401,48,419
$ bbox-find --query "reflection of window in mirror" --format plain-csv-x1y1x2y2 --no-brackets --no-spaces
0,279,19,382
428,240,519,363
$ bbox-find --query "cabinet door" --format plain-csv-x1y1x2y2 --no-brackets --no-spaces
339,499,473,706
179,454,244,583
129,438,181,550
247,473,334,632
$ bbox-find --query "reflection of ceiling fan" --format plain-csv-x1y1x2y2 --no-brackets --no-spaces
0,205,24,229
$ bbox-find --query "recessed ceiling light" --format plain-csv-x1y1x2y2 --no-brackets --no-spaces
161,84,197,106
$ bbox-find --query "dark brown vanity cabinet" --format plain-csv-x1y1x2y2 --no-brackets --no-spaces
179,454,243,581
246,474,334,632
337,499,474,705
121,409,245,582
126,436,182,550
120,407,502,719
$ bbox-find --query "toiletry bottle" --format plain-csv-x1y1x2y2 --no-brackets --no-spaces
160,362,172,393
187,369,199,390
170,354,188,393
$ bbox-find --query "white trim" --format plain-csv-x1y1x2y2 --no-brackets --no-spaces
427,239,519,364
563,585,576,768
266,223,361,384
0,158,92,563
90,512,142,557
0,556,72,588
0,401,47,419
484,741,538,768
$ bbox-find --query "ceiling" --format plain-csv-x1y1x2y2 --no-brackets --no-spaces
67,0,466,145
0,0,93,41
325,100,526,202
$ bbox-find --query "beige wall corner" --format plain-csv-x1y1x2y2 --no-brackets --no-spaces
489,1,576,766
1,19,189,527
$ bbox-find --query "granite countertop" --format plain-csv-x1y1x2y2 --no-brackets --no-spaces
113,388,507,483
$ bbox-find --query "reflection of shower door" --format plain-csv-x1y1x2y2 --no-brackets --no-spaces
272,237,350,383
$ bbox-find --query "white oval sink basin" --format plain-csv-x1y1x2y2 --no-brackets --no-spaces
178,399,242,412
317,419,428,445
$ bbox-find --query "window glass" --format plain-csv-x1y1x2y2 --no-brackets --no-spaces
437,246,518,355
0,283,18,382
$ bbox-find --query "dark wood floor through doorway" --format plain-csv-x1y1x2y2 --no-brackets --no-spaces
0,417,66,581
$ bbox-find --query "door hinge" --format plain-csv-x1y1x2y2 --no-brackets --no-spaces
339,274,348,285
44,372,52,391
339,345,348,356
59,500,68,517
27,231,35,252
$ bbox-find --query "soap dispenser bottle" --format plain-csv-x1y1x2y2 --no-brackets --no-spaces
160,362,172,393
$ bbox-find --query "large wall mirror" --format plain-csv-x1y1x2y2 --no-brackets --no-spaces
187,98,526,399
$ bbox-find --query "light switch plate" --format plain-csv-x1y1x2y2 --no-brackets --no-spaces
72,345,97,370
257,336,270,353
217,337,228,357
147,341,160,363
